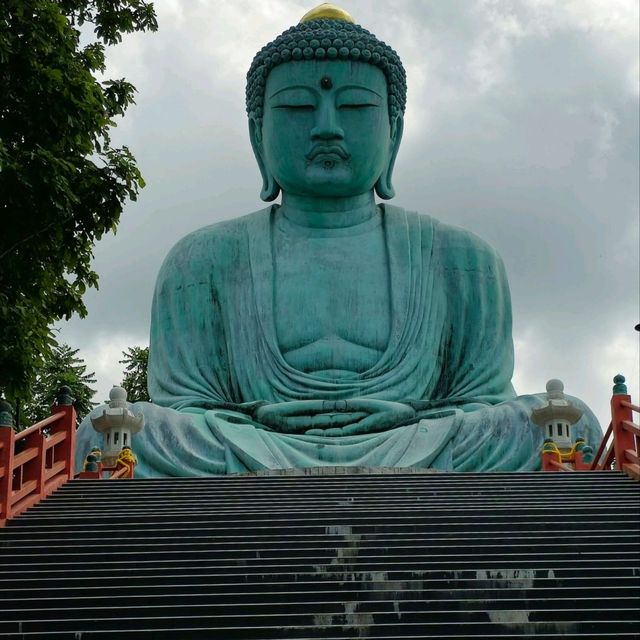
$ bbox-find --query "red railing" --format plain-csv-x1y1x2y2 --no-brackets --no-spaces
0,401,76,527
590,379,640,480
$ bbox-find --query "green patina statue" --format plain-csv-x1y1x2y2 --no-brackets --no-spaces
76,4,601,476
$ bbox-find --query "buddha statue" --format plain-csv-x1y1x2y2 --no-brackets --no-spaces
75,4,602,476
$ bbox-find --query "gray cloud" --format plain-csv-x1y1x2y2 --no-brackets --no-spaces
57,0,639,428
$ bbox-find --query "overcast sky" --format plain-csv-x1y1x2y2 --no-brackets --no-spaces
56,0,639,430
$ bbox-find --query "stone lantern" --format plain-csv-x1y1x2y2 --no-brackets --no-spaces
91,386,144,466
531,379,583,450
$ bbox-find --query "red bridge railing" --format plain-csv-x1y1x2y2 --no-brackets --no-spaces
590,375,640,480
0,391,76,527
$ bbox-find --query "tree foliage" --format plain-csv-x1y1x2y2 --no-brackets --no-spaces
120,345,149,403
19,341,97,429
0,1,157,404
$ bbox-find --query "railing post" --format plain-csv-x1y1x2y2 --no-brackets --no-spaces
23,427,46,505
52,386,77,481
0,399,16,524
611,374,635,472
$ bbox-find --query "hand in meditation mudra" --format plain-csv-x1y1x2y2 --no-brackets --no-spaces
77,4,601,476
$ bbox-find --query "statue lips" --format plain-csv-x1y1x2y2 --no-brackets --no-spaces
306,144,349,163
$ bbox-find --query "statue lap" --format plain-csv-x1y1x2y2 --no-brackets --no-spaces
75,395,602,477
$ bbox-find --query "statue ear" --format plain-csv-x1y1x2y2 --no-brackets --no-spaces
249,117,280,202
375,115,404,200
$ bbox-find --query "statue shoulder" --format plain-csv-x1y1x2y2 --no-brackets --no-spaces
430,217,506,269
387,205,504,265
158,208,269,276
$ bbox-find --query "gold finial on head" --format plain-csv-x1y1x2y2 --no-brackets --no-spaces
299,3,354,24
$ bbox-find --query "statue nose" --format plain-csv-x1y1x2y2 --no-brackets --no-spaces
311,104,344,140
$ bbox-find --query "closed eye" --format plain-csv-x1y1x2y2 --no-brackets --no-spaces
338,103,378,110
273,105,315,111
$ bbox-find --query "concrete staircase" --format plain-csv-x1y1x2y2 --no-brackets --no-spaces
0,471,638,639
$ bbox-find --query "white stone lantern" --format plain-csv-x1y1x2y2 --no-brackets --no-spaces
531,379,583,450
91,386,144,466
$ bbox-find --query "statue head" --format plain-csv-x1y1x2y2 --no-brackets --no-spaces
246,4,407,202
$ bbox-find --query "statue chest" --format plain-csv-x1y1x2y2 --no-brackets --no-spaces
273,225,391,376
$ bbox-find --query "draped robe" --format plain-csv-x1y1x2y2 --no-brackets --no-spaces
75,205,602,476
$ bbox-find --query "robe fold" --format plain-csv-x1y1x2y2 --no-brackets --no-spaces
75,205,602,476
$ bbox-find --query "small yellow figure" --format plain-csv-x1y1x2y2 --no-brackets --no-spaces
116,446,138,478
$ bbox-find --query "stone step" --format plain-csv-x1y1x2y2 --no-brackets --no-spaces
4,532,637,551
2,549,636,569
3,593,639,615
0,632,636,640
4,519,637,537
27,498,639,512
3,568,635,588
0,615,637,636
42,496,637,507
14,508,638,528
4,537,637,559
3,565,636,585
2,607,639,631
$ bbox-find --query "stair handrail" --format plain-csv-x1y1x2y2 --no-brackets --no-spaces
590,375,640,480
0,387,76,527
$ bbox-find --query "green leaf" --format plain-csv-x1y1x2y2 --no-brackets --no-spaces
119,345,150,402
0,0,157,400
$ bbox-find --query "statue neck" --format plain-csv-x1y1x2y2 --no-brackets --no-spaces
279,192,378,229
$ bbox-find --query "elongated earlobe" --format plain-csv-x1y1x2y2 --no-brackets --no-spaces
260,170,280,202
375,115,404,200
248,118,280,201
